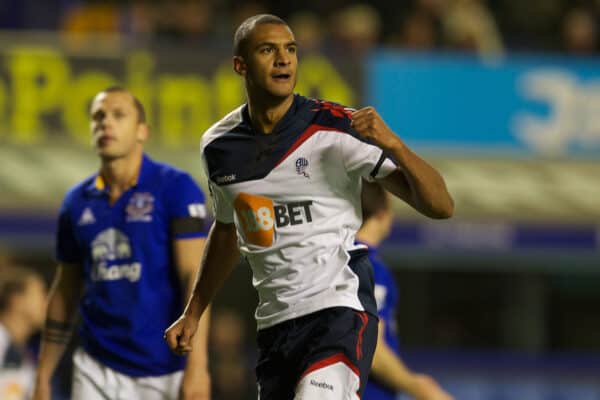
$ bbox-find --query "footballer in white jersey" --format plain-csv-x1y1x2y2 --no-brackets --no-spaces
166,13,453,400
202,94,396,330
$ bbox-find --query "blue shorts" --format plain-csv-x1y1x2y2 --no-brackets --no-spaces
256,306,378,399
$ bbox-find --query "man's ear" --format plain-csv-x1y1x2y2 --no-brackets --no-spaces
137,123,149,143
233,56,247,76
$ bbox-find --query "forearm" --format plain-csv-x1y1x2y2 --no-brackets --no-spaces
180,256,210,371
349,106,453,218
173,249,212,397
184,222,240,320
382,138,453,219
185,306,210,373
36,268,79,381
371,342,419,395
36,332,70,382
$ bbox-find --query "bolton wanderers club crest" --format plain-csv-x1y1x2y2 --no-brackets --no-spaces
126,192,154,222
295,157,310,178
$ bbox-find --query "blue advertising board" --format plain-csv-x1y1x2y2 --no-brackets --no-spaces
399,350,600,400
367,52,600,158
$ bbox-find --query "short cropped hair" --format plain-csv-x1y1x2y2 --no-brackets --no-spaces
94,86,147,124
361,180,390,221
233,14,288,57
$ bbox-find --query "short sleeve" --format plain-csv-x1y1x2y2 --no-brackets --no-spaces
201,151,234,224
55,199,82,264
167,173,209,239
208,180,235,224
339,132,397,182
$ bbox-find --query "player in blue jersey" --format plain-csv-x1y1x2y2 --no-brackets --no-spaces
165,14,454,399
32,87,211,400
358,181,453,400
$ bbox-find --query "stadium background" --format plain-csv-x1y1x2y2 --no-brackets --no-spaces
1,0,599,399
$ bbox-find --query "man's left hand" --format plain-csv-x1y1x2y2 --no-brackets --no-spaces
351,106,400,151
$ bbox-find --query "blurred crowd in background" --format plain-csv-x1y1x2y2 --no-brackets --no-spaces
0,0,599,56
1,1,600,399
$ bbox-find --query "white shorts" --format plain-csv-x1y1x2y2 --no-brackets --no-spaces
72,348,183,400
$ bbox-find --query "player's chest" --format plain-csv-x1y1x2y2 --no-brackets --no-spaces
219,150,348,248
220,146,336,212
219,132,346,196
73,191,168,246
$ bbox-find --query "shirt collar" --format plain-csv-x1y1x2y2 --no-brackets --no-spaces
242,94,301,135
85,154,151,196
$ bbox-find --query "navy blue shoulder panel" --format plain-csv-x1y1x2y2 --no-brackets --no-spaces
203,95,361,186
203,117,285,185
309,98,354,131
310,98,373,145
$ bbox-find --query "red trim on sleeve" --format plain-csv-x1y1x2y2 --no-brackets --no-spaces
275,124,341,167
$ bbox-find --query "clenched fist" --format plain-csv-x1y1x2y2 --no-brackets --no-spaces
351,107,402,151
164,315,198,356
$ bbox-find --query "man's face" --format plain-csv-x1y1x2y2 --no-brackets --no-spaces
90,91,147,160
239,23,298,100
19,276,47,329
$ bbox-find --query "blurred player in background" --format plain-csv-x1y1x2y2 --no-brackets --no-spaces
0,264,47,400
165,14,453,399
358,181,453,400
32,87,211,400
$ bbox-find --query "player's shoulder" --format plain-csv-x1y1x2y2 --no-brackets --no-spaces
61,174,96,208
200,104,246,152
301,95,357,133
145,157,199,190
147,156,184,178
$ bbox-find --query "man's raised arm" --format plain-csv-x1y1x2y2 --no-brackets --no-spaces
351,107,454,219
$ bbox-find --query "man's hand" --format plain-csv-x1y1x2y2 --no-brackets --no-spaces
180,368,211,400
411,374,454,400
351,107,400,151
164,314,199,356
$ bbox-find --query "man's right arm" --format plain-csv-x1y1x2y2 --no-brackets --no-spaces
371,320,454,400
33,263,83,400
165,220,240,355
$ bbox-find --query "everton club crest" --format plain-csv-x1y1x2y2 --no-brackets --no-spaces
126,192,154,222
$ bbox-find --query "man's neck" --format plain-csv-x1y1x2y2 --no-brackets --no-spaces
100,150,143,202
247,94,294,134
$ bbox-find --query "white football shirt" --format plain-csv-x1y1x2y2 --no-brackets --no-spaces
201,95,396,329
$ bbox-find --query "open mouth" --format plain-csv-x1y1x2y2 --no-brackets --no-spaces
96,136,115,147
272,73,291,81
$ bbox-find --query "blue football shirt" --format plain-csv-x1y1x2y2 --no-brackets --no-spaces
56,154,208,376
360,242,400,400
